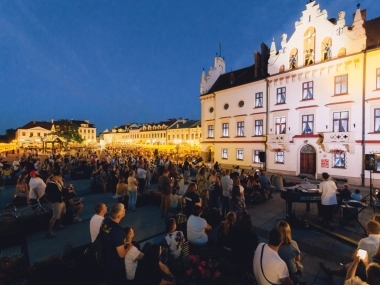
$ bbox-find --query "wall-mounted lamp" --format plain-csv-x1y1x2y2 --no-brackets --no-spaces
325,125,328,129
353,123,356,128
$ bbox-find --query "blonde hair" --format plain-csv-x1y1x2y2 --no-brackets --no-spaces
276,220,292,245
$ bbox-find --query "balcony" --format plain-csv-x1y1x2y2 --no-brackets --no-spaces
267,134,291,143
321,132,355,143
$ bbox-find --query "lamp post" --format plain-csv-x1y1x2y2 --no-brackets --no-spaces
174,139,181,165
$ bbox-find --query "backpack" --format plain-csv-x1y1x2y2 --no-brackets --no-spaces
88,221,105,265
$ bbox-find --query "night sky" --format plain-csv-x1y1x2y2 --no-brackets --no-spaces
0,0,378,135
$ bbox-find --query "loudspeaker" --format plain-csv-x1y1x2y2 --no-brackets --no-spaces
365,154,375,171
259,152,266,163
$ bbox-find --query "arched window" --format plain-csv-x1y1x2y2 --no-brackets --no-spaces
321,37,332,61
338,47,346,57
303,27,316,66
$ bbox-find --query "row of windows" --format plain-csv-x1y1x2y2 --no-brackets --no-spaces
141,133,166,139
167,133,200,140
83,136,96,140
79,129,95,133
208,109,380,136
21,132,47,137
220,148,347,168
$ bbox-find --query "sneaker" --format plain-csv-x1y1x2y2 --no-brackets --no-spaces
45,232,57,238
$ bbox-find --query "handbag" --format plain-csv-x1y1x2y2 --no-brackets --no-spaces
294,260,304,277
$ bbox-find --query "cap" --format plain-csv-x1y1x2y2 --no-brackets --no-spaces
30,170,38,176
163,169,170,174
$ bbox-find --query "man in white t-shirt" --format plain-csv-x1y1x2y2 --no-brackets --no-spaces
89,203,107,242
187,206,212,246
253,228,292,285
28,170,46,203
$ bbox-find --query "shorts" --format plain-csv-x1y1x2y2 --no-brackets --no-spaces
52,202,66,219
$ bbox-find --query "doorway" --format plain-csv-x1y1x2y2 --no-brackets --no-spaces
300,144,316,175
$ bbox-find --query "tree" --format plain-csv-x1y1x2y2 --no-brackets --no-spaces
51,119,83,145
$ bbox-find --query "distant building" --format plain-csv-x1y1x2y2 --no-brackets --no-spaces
15,119,96,147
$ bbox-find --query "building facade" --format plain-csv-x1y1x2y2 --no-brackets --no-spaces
199,1,380,185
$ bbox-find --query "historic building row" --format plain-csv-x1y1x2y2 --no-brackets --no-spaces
199,1,380,185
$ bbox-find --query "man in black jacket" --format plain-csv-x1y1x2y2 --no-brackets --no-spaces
45,170,66,238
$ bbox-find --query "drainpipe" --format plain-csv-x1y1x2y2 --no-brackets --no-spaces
265,78,269,171
361,50,366,186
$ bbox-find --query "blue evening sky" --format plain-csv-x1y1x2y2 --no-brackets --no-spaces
0,0,378,135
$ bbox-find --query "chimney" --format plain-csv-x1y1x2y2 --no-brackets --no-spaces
51,119,54,124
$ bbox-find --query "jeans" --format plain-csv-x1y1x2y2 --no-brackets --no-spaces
221,196,230,218
129,190,137,210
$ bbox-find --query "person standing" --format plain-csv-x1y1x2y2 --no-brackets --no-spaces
116,176,129,211
136,163,147,193
45,171,66,238
28,170,46,207
100,203,130,285
253,228,292,285
127,170,139,211
158,169,174,218
89,203,107,242
221,169,233,218
318,172,337,228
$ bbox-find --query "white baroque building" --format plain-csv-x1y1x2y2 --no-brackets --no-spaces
200,1,380,186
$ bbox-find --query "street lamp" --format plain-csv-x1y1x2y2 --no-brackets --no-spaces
174,139,182,165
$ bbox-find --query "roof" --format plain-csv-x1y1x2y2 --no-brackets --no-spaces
202,65,266,96
70,120,96,128
365,17,380,50
18,121,52,130
168,120,200,130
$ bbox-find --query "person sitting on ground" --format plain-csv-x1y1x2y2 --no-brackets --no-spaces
183,182,201,218
13,174,30,206
2,166,12,180
134,243,175,285
124,227,144,283
277,220,303,283
320,220,380,280
217,211,237,252
253,228,292,285
352,189,362,202
63,184,83,223
187,205,212,246
340,183,352,202
230,213,258,275
164,218,185,260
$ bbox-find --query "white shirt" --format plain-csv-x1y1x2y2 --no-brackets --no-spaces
221,175,233,197
357,234,380,263
89,214,104,242
319,180,337,205
253,243,289,285
125,245,141,280
187,215,208,245
12,161,20,171
29,177,46,199
137,168,147,179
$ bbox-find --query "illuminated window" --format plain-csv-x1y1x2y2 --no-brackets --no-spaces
332,151,346,168
222,123,229,137
375,109,380,132
275,151,284,164
275,117,286,134
333,111,349,132
236,122,244,137
236,149,244,160
276,87,286,104
208,125,214,138
221,149,228,159
302,115,314,134
253,150,262,163
302,81,313,100
255,120,263,136
255,92,263,107
334,74,348,95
